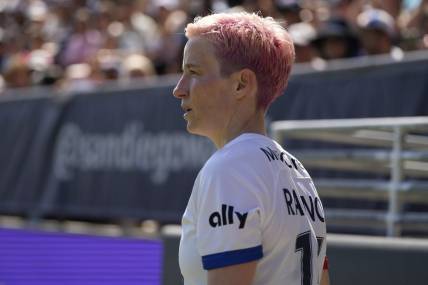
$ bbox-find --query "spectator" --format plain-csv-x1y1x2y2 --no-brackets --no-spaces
151,0,188,74
371,0,403,19
402,0,428,49
60,8,103,66
113,3,147,54
329,0,366,26
96,52,121,81
60,62,99,93
288,22,317,62
275,0,303,25
312,17,360,60
130,1,161,58
357,7,402,56
3,55,32,89
122,53,155,79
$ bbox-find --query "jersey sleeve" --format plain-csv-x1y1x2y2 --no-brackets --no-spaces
195,160,266,270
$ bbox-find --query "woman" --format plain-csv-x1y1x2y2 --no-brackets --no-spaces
173,12,329,285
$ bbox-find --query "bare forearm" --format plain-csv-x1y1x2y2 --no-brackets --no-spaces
320,269,330,285
207,261,257,285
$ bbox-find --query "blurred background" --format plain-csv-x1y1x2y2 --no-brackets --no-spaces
1,0,428,284
0,0,428,92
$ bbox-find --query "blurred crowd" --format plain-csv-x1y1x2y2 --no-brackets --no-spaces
0,0,428,94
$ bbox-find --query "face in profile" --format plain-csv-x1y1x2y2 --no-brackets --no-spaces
173,37,237,139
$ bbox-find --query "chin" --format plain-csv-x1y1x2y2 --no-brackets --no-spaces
186,123,197,134
186,123,207,137
187,126,200,136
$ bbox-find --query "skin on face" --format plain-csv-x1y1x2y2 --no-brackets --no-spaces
173,37,241,145
360,29,391,54
322,37,348,59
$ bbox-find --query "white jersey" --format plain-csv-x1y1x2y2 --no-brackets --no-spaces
179,133,327,285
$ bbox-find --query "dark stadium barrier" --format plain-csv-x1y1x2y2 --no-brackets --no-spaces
161,232,428,285
0,51,428,225
1,227,427,285
328,234,428,285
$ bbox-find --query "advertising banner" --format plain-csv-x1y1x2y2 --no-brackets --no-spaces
1,58,427,223
0,227,163,285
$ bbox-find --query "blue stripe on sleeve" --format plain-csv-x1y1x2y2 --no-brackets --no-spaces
201,245,263,270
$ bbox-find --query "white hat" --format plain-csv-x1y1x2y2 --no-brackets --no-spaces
288,22,316,46
357,8,396,38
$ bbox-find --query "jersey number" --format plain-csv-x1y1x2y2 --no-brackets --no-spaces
295,231,324,285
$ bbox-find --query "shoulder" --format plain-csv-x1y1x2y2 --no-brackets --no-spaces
194,135,279,203
202,135,273,179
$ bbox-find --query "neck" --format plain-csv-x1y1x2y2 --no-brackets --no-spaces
211,109,266,149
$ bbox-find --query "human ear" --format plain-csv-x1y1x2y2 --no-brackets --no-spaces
237,81,245,91
234,69,257,98
235,71,247,92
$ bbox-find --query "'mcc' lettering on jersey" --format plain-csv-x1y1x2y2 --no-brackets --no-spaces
209,204,248,229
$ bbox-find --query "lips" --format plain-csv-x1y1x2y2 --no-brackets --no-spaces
181,105,192,119
181,104,192,113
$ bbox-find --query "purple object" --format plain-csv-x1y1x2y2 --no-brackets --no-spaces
0,227,163,285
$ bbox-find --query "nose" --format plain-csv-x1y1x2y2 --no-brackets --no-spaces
173,75,188,99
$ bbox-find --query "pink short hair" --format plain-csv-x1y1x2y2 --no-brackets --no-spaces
185,12,295,109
